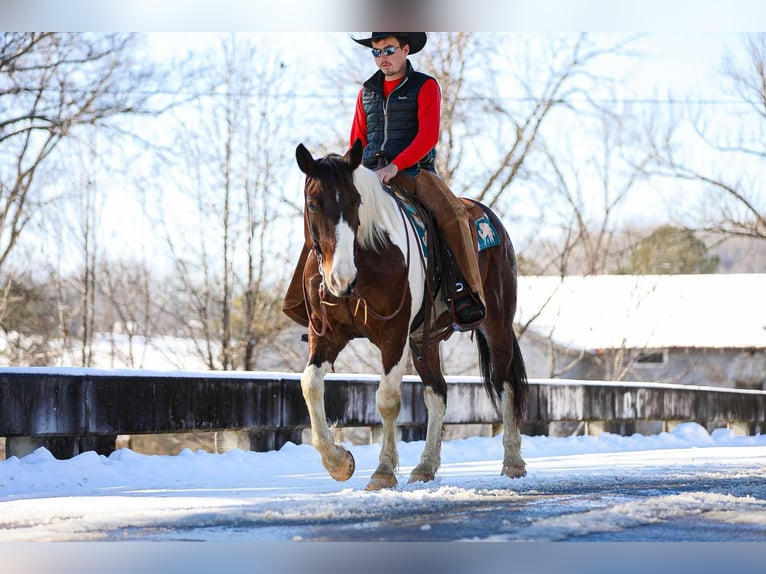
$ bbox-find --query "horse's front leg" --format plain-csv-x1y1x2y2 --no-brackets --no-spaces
365,350,408,491
301,360,355,481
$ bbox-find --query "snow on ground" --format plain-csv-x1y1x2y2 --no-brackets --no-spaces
1,422,765,543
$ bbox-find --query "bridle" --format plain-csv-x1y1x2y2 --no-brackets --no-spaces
304,187,414,338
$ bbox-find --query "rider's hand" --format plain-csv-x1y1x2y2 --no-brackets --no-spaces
375,163,399,184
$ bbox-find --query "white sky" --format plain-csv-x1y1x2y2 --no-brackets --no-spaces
136,31,746,231
8,31,761,274
145,32,734,98
76,31,748,275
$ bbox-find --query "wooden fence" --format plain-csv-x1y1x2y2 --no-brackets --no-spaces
1,368,765,459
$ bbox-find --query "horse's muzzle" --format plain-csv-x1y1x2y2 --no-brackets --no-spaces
327,275,357,298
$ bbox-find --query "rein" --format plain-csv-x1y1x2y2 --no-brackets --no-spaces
303,254,330,337
349,201,412,323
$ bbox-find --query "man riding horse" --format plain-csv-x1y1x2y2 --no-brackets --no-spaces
283,32,486,332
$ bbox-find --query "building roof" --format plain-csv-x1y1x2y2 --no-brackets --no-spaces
516,274,766,351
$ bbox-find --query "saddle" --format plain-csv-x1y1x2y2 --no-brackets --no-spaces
384,180,468,336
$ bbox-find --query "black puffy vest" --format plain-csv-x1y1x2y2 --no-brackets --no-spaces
361,61,437,171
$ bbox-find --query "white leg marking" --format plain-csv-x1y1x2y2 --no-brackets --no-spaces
301,362,333,453
376,354,407,470
501,382,527,478
409,386,446,483
301,362,350,476
366,351,408,490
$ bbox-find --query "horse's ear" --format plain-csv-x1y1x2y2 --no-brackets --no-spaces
343,139,363,170
296,143,316,175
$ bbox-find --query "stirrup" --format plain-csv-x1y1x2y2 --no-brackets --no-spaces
448,286,485,331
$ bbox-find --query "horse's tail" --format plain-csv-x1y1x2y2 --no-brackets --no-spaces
476,329,528,423
509,332,529,421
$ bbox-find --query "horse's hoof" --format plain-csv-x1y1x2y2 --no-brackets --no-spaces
328,450,355,482
408,469,436,484
366,472,398,491
501,463,527,478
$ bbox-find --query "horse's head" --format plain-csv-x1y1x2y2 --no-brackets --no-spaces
296,140,364,297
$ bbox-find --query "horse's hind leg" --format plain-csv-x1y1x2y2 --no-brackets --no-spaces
502,332,528,477
408,342,447,483
501,377,527,478
477,323,528,479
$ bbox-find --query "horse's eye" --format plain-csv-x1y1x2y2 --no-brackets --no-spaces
307,201,319,212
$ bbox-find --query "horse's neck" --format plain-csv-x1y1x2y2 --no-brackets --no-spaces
354,170,427,320
354,169,406,252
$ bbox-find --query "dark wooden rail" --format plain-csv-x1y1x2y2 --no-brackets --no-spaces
1,368,764,459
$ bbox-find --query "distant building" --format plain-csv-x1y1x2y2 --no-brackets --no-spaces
513,274,766,389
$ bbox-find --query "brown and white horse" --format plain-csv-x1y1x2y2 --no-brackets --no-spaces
295,140,528,490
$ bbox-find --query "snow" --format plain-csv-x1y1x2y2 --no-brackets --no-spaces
516,274,766,350
1,422,765,544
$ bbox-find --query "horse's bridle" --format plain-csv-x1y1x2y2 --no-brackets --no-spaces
304,190,414,338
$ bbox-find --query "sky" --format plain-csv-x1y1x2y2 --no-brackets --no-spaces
113,31,750,249
3,28,760,273
142,31,736,102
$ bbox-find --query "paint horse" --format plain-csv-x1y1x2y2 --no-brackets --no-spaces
296,140,528,490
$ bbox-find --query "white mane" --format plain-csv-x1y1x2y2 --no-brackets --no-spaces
352,165,406,252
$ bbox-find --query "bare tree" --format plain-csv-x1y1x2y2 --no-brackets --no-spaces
158,34,295,371
527,97,656,276
0,33,160,270
77,155,99,366
0,270,59,365
97,258,157,368
646,33,766,242
0,33,164,365
422,34,641,209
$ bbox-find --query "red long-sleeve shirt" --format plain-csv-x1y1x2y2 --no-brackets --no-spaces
349,76,441,171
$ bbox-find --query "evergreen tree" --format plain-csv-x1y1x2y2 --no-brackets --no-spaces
624,225,719,274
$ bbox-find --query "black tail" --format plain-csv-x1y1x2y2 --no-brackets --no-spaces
475,329,500,416
476,330,528,422
510,334,528,421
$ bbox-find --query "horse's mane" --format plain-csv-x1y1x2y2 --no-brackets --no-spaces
352,165,405,252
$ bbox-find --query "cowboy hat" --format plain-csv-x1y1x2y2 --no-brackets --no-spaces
352,32,427,55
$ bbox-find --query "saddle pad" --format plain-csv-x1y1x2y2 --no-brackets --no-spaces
396,193,430,257
474,214,501,251
395,191,500,255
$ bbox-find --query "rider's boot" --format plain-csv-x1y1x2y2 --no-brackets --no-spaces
412,171,485,331
283,245,311,329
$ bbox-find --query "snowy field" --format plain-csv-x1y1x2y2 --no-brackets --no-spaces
1,422,765,542
1,421,766,573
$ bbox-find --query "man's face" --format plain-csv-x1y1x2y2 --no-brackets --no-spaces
371,36,408,79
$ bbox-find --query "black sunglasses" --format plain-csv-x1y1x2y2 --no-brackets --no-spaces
371,46,399,58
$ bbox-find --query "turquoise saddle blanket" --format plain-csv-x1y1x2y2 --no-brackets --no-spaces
394,192,500,257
